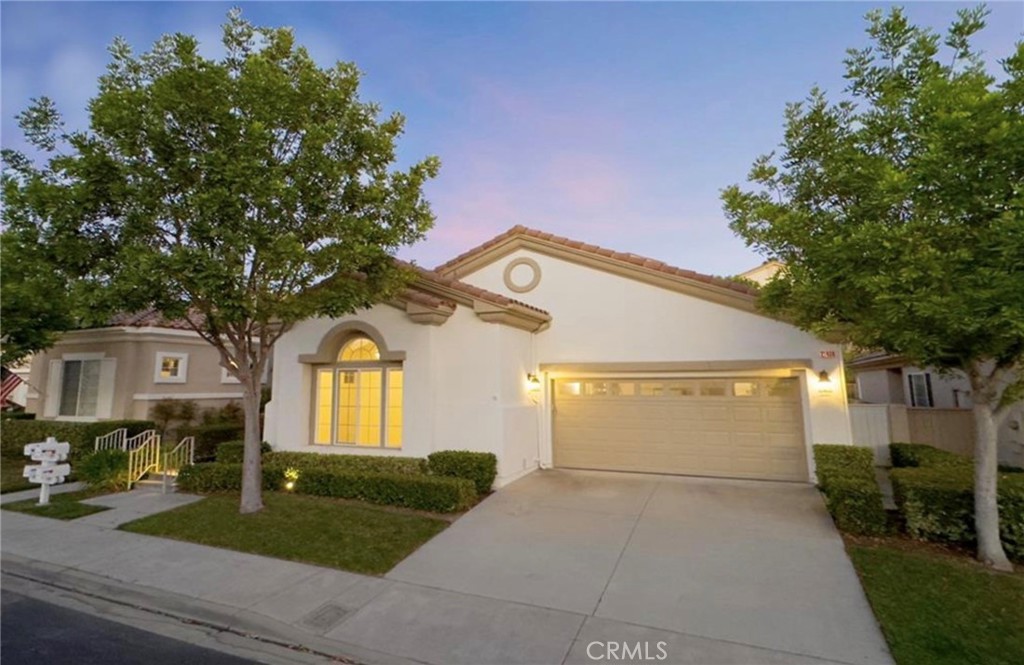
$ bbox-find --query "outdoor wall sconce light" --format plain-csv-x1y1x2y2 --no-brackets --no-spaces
817,370,835,395
526,373,541,392
818,370,831,384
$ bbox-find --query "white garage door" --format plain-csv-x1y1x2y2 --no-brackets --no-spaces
553,377,808,482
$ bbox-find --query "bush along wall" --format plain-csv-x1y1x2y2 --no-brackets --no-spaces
176,462,475,513
177,423,246,461
427,451,498,495
812,444,888,536
215,440,272,464
264,451,427,476
0,419,156,459
889,443,972,470
890,467,1023,561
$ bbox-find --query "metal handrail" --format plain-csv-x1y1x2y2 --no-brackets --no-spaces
125,429,158,451
94,428,127,452
127,432,161,489
161,436,195,494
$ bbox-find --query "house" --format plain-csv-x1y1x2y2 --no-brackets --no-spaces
737,260,784,286
25,309,253,422
264,226,852,487
848,352,1023,467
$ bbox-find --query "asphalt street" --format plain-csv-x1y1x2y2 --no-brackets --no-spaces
1,590,259,664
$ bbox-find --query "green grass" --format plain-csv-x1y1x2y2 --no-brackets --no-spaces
1,460,34,493
847,540,1024,665
120,492,449,575
2,489,110,520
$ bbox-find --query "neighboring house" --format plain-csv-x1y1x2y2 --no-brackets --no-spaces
25,309,255,422
265,226,851,488
737,260,784,285
848,352,1024,467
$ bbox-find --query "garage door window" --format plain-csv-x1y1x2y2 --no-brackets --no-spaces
733,381,759,397
700,381,727,397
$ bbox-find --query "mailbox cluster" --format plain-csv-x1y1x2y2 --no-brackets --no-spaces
23,437,72,506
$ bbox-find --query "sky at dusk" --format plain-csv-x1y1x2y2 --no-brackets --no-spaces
2,1,1022,276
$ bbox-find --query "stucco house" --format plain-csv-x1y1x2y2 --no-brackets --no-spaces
264,226,852,487
26,309,254,422
737,260,784,286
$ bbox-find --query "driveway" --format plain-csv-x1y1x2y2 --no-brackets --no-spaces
389,469,892,665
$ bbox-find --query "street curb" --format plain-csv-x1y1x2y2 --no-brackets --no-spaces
1,554,425,665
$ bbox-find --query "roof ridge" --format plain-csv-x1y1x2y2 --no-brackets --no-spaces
435,225,760,297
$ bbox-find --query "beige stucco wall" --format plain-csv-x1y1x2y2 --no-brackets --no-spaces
26,327,245,422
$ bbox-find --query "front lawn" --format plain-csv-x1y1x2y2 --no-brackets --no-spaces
846,538,1024,665
120,492,449,575
2,489,110,520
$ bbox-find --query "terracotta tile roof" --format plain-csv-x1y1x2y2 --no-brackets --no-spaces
107,308,202,331
436,225,760,297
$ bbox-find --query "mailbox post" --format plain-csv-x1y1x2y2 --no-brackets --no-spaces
23,437,72,506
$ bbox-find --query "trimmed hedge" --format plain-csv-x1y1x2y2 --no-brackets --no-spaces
264,451,427,476
427,451,498,494
1,419,156,459
178,423,246,462
177,462,284,492
216,440,272,464
177,462,475,513
294,468,476,513
813,444,888,536
78,449,130,492
890,467,1023,561
889,443,971,470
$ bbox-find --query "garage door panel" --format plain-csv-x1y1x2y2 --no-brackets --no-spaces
554,377,808,482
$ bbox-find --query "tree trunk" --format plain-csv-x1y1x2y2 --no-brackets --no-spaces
973,400,1012,571
239,376,264,514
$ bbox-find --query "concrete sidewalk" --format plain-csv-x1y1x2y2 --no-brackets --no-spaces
1,477,890,665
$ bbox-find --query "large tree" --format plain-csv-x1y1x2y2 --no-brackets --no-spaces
1,10,439,513
723,6,1023,570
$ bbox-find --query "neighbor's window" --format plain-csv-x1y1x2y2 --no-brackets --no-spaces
908,373,933,408
154,352,188,383
59,359,101,417
313,337,402,448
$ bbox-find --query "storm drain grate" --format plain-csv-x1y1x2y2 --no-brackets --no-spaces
300,603,350,631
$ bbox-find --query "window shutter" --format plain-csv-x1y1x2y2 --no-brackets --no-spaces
43,360,63,417
95,358,118,419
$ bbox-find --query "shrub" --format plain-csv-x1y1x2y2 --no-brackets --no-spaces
294,468,476,513
176,463,284,493
264,451,426,475
216,440,272,463
1,412,36,420
177,423,246,461
890,467,1023,561
427,450,498,494
1,419,156,459
812,444,888,536
78,450,131,491
177,462,475,513
889,443,971,469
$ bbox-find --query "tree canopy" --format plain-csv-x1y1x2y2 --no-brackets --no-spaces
1,10,440,512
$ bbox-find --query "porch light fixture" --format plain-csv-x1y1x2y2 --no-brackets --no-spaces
526,373,541,392
818,370,831,384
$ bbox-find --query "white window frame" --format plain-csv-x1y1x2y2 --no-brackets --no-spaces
57,353,106,420
220,366,241,384
908,373,934,408
154,351,189,384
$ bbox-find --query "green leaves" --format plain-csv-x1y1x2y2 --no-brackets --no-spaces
2,9,439,378
722,6,1023,389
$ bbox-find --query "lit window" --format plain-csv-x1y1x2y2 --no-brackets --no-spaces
154,352,188,384
339,338,380,361
313,336,402,447
733,381,758,397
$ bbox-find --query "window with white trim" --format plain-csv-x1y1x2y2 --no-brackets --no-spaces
154,352,189,383
59,359,102,417
312,337,403,448
908,373,933,407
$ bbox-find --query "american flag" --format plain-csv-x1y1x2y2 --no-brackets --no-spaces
1,366,24,406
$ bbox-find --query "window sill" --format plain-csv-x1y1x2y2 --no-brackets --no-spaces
309,443,404,452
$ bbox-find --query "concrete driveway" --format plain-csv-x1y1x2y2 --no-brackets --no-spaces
389,469,892,665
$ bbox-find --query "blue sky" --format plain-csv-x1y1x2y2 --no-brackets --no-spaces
2,2,1021,275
